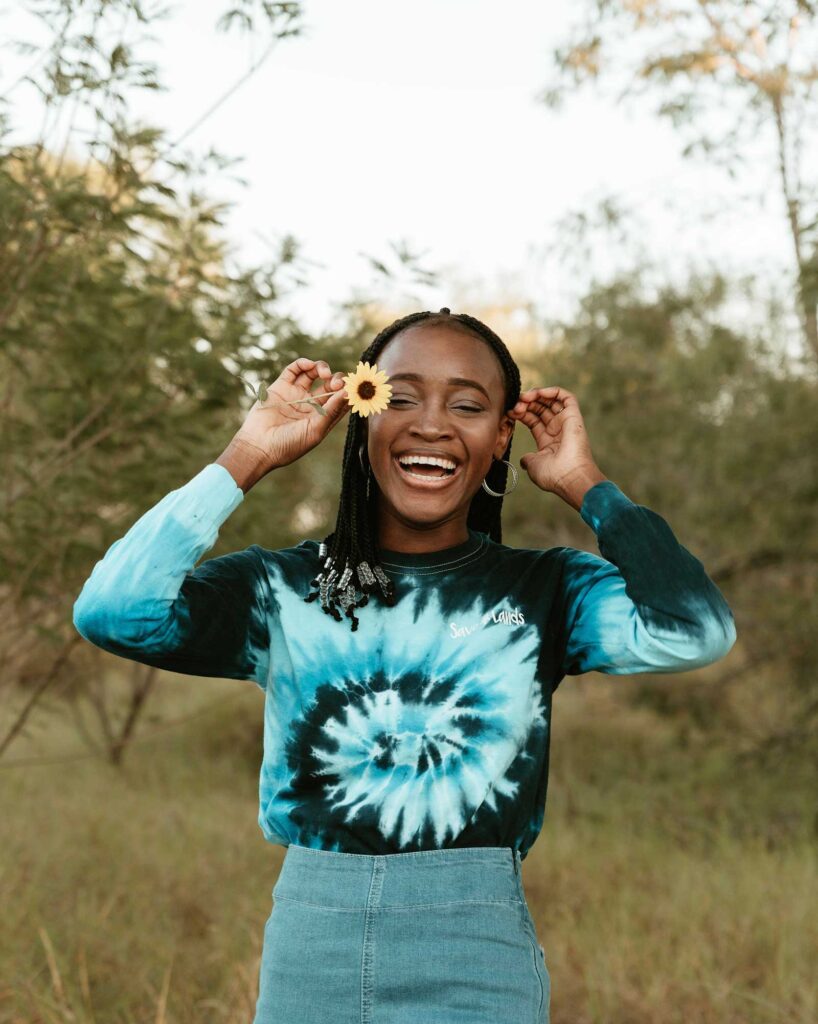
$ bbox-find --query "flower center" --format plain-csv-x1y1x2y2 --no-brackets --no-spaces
357,380,376,400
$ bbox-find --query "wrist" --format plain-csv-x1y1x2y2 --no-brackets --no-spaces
215,436,273,494
554,465,608,513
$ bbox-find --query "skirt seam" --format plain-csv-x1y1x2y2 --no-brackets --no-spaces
273,894,525,912
272,895,363,912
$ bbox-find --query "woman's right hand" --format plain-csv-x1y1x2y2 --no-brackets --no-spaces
224,357,351,479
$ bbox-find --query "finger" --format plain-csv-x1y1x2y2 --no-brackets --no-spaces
281,357,330,392
521,396,562,413
518,409,556,438
513,386,574,410
511,407,556,448
280,356,318,391
514,385,562,404
317,382,351,426
313,371,347,401
299,359,333,392
509,398,561,428
511,388,577,420
528,395,581,424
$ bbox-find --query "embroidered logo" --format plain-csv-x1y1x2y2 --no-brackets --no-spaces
449,605,526,639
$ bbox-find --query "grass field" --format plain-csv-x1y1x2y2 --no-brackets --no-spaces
1,672,815,1024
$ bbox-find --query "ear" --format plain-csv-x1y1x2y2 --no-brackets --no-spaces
493,414,515,460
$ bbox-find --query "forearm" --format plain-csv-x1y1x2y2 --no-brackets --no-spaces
216,436,274,494
554,465,609,513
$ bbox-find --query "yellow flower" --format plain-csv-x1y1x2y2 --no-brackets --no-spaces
342,360,392,417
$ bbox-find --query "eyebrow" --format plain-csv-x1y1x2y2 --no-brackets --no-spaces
386,372,491,401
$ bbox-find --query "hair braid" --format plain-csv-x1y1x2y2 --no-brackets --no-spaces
304,307,522,630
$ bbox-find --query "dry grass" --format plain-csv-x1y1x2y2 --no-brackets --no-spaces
1,672,815,1023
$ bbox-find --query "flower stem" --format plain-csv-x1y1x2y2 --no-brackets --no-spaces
258,389,336,409
238,373,340,410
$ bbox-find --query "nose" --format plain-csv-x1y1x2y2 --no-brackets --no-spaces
408,398,455,439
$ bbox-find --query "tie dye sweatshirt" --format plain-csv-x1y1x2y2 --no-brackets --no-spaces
72,462,737,858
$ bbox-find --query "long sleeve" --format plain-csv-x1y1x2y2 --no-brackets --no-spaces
72,463,271,690
553,480,737,679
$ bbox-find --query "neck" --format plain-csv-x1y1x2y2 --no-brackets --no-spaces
376,506,470,554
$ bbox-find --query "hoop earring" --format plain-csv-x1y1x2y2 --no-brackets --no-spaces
481,458,518,496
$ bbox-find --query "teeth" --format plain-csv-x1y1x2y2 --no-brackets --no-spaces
397,454,457,471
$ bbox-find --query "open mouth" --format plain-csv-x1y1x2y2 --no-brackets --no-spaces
393,455,461,488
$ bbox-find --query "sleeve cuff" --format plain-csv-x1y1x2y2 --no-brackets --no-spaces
174,462,245,530
579,480,636,534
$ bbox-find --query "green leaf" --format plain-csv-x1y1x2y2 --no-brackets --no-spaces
309,399,327,416
257,382,268,403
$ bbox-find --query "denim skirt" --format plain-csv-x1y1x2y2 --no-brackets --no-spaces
252,843,550,1024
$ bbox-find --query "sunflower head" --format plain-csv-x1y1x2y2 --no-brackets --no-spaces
342,360,392,417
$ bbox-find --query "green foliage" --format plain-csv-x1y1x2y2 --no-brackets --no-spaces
538,0,818,359
1,0,816,772
506,260,818,762
0,0,342,746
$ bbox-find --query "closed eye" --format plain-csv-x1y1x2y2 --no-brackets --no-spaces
390,399,484,412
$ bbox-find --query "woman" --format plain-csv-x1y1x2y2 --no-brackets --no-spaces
73,307,737,1023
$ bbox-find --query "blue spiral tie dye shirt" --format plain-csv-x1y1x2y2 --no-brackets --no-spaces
73,462,737,858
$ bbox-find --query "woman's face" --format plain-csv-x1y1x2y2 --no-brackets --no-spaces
363,322,515,532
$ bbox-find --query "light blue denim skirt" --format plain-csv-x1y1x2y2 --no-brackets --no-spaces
253,843,550,1024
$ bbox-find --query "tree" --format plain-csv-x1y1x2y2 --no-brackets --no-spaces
0,0,314,759
539,0,818,363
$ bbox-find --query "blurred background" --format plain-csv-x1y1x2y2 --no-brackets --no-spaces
1,1,816,1021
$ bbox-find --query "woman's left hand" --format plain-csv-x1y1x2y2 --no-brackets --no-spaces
508,386,605,501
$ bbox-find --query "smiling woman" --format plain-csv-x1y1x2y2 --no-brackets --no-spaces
303,307,524,626
72,307,736,1024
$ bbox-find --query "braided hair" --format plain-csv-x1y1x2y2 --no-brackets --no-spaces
304,307,522,630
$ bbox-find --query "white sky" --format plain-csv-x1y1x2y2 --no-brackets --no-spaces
1,0,795,338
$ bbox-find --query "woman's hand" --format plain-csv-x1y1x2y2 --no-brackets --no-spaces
508,386,606,508
224,357,350,482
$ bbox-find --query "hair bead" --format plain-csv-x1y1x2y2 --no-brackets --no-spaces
337,561,353,591
372,564,392,597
